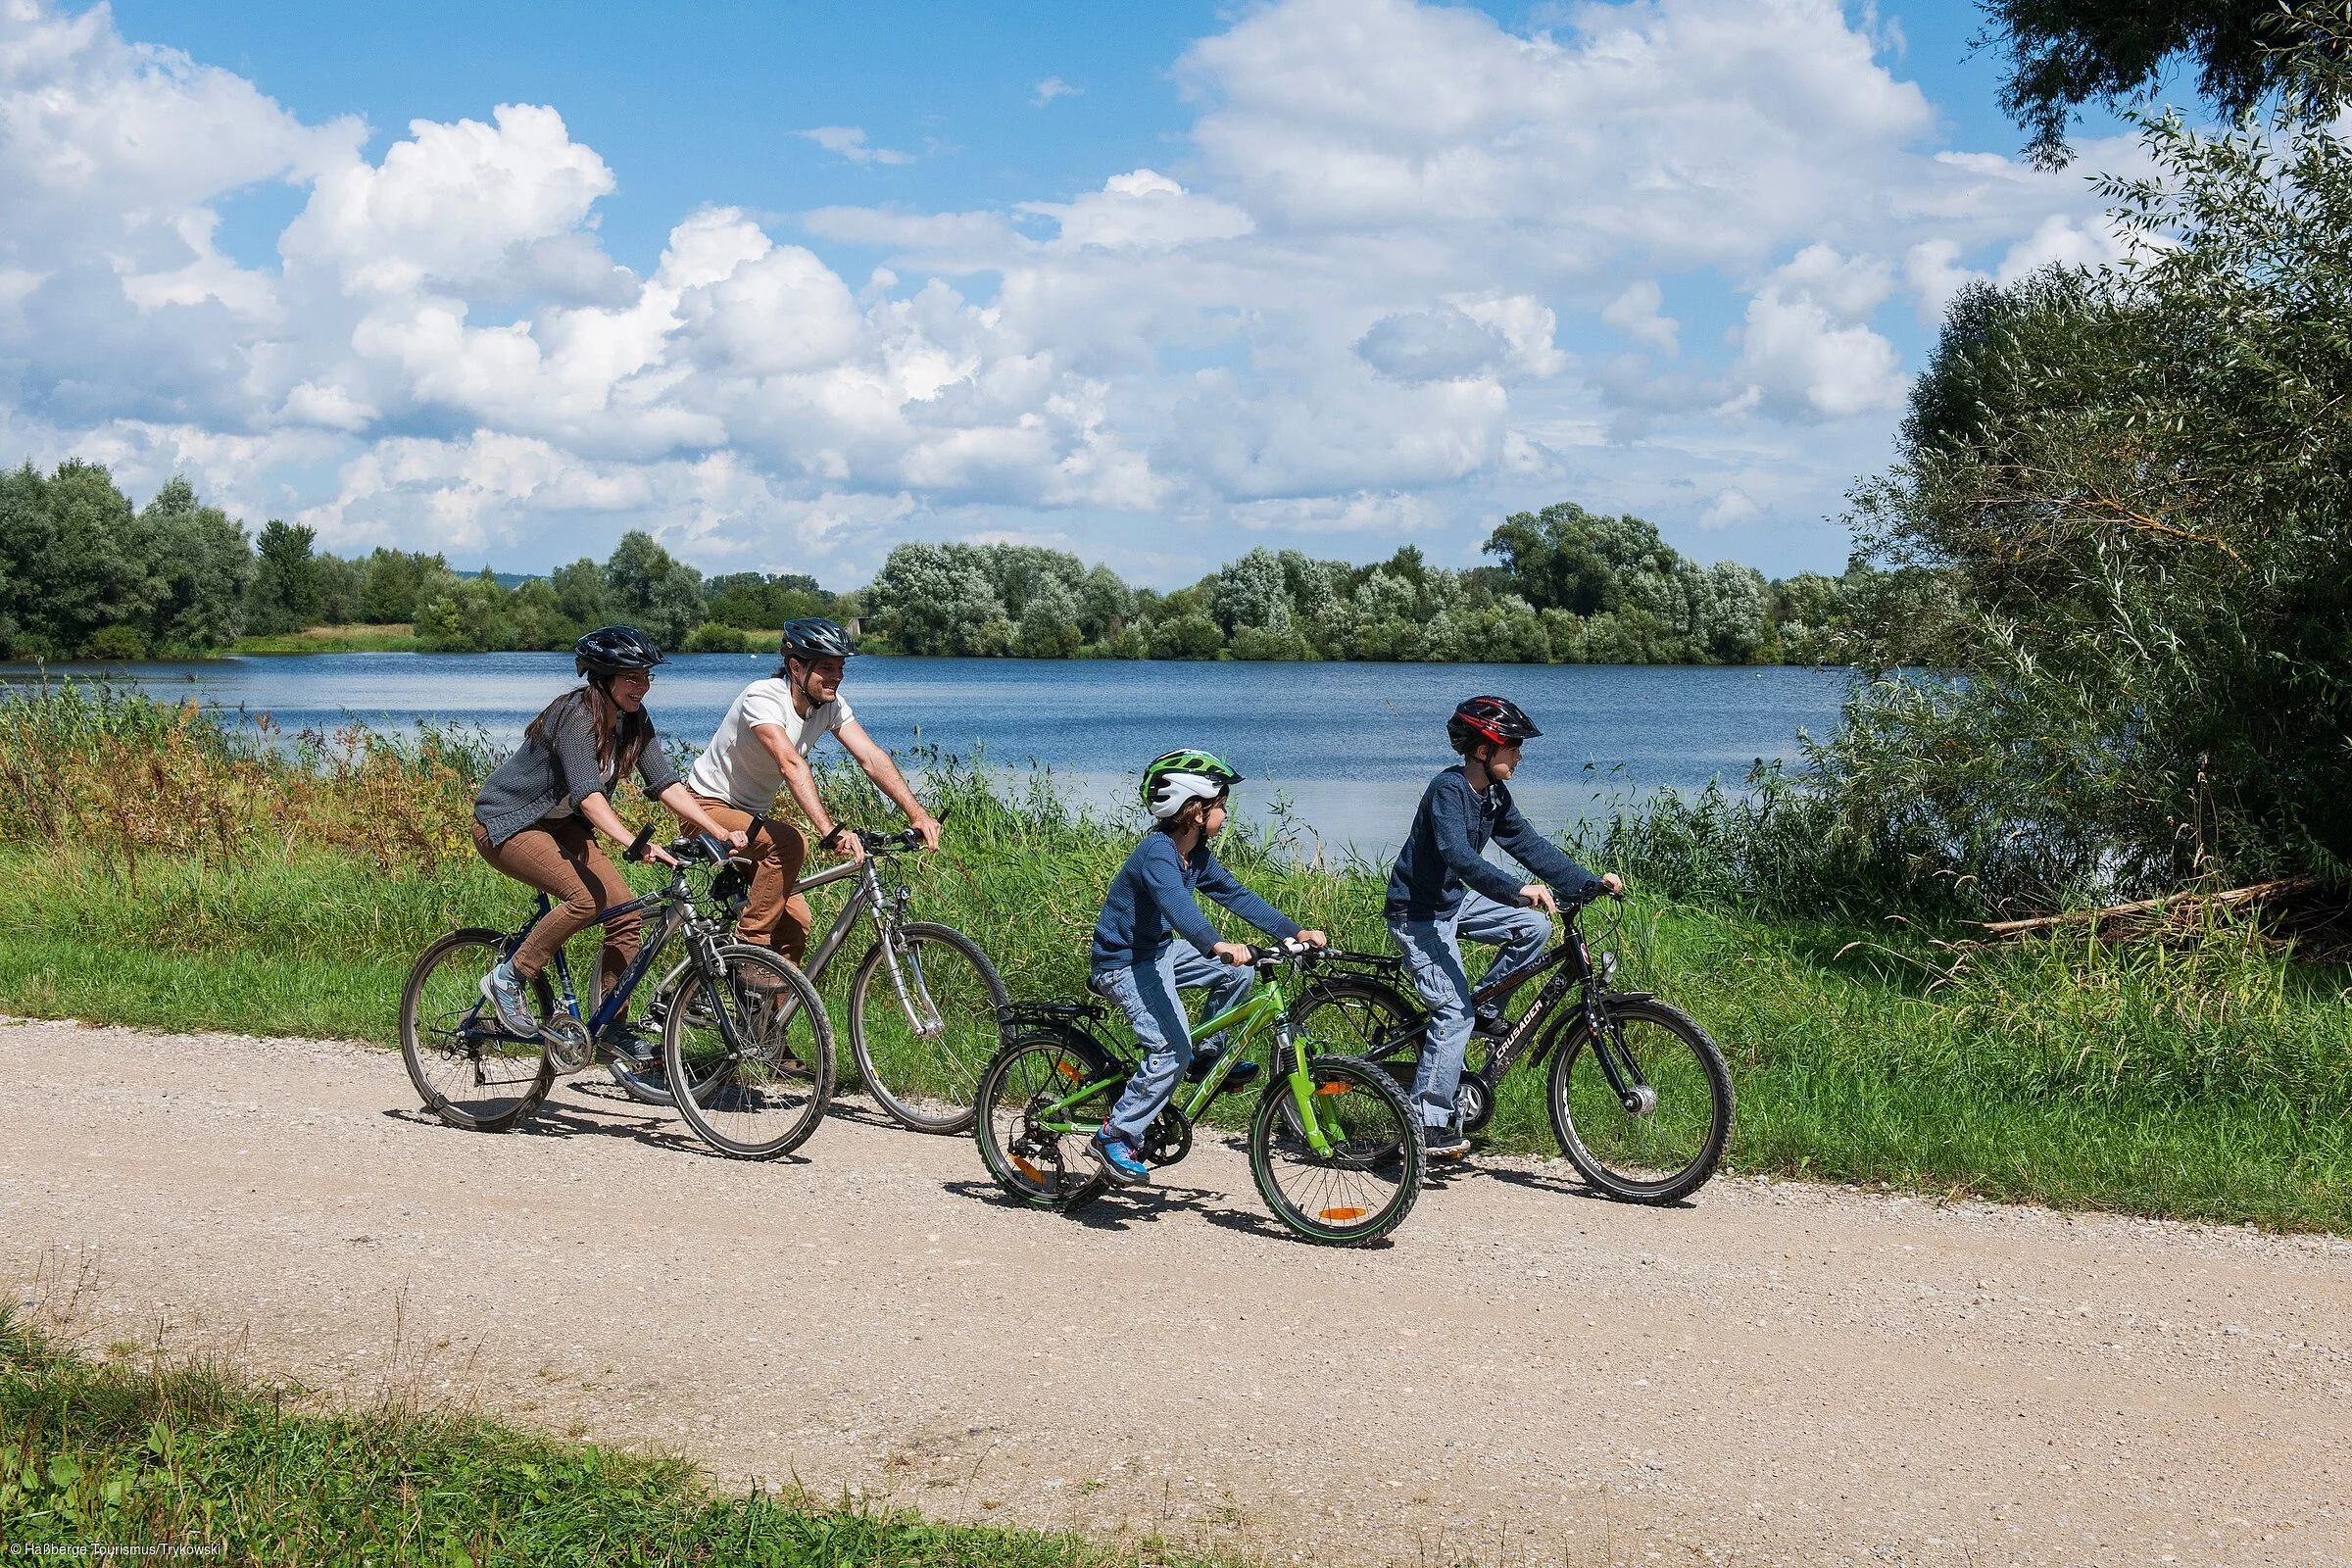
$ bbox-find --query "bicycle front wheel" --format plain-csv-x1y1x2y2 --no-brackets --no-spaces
664,946,836,1159
606,963,726,1106
848,922,1008,1135
399,928,555,1132
1545,999,1733,1204
1249,1057,1422,1247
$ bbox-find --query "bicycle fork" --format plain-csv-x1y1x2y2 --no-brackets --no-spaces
1581,995,1657,1116
871,888,946,1038
1276,1024,1346,1158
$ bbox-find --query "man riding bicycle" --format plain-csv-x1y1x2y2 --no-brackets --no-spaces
685,617,941,967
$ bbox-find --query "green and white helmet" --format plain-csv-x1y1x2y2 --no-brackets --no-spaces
1141,748,1243,819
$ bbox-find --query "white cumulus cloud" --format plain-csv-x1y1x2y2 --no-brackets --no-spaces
0,0,2149,581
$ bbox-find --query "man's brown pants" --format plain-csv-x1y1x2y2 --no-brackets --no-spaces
693,797,815,961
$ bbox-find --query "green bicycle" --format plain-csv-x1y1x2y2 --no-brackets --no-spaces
973,940,1424,1247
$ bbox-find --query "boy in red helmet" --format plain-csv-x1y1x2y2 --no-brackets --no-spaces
1386,696,1621,1158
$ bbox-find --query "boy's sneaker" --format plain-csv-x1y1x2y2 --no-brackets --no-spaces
479,961,542,1039
1422,1122,1472,1159
1185,1049,1263,1094
1470,1009,1512,1039
1090,1131,1152,1186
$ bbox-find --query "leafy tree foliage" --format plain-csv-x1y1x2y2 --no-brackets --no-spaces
0,463,252,658
1834,103,2352,905
860,527,1853,666
1984,0,2349,167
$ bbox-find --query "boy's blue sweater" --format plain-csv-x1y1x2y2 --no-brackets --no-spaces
1091,832,1300,970
1385,764,1599,921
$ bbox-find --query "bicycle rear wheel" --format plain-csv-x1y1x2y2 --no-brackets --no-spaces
1249,1057,1422,1246
1545,999,1733,1204
400,928,555,1132
663,946,836,1159
973,1029,1116,1209
848,922,1007,1135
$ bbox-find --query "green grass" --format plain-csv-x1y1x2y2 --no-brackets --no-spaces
4,833,2350,1230
4,687,2350,1232
0,1310,1215,1566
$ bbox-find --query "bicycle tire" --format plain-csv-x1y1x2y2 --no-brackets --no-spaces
605,964,726,1106
1288,975,1422,1080
848,921,1008,1135
973,1028,1116,1210
663,945,836,1159
1545,998,1734,1204
400,927,555,1132
1249,1056,1422,1247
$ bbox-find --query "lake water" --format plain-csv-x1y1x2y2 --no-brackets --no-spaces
1,654,1851,858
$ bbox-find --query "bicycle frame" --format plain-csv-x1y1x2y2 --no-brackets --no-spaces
1330,906,1660,1114
791,851,951,1039
485,850,741,1046
1021,969,1356,1158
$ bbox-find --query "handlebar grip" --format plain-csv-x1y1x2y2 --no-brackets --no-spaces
623,821,658,863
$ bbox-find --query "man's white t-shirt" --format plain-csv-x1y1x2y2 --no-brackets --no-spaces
687,678,854,813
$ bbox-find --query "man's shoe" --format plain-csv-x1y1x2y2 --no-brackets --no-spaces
1422,1123,1472,1159
601,1023,659,1068
479,961,542,1039
1090,1131,1152,1186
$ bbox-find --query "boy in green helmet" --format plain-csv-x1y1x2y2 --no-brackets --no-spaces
1087,749,1326,1185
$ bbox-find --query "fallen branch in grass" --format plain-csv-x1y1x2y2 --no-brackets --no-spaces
1976,877,2318,937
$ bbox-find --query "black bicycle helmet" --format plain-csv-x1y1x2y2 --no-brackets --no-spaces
779,617,858,662
574,624,665,676
1447,695,1542,754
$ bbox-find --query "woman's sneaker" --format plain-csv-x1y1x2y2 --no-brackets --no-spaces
479,961,542,1039
1422,1122,1472,1159
1090,1130,1152,1186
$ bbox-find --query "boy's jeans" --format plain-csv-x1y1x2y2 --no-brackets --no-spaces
1386,889,1550,1130
1093,945,1257,1145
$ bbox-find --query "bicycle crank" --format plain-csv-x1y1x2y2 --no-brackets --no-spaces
545,1018,594,1074
1454,1071,1495,1135
1143,1106,1193,1167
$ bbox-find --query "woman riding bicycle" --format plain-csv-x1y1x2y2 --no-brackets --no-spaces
471,626,747,1046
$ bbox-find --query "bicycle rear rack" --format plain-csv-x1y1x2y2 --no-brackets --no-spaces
1304,948,1406,979
997,998,1116,1049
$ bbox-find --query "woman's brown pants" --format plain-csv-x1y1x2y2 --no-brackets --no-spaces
472,816,641,1001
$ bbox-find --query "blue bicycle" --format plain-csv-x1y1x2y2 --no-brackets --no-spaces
398,825,837,1159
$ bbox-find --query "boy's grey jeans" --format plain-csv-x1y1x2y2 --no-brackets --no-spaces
1387,889,1550,1129
1093,944,1257,1144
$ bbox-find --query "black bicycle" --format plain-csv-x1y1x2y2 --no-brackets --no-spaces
399,824,836,1159
1287,894,1733,1203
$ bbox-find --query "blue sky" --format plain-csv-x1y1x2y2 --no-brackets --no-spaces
6,1,2153,586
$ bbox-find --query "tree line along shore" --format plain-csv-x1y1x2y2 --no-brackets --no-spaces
0,466,1871,668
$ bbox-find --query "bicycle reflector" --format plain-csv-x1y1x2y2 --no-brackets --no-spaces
1318,1207,1368,1222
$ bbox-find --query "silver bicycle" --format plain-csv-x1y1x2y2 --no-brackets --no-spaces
602,817,1004,1132
774,822,1006,1134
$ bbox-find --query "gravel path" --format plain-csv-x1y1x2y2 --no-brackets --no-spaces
4,1016,2349,1566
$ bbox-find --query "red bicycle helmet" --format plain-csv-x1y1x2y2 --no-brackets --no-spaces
1447,695,1542,754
